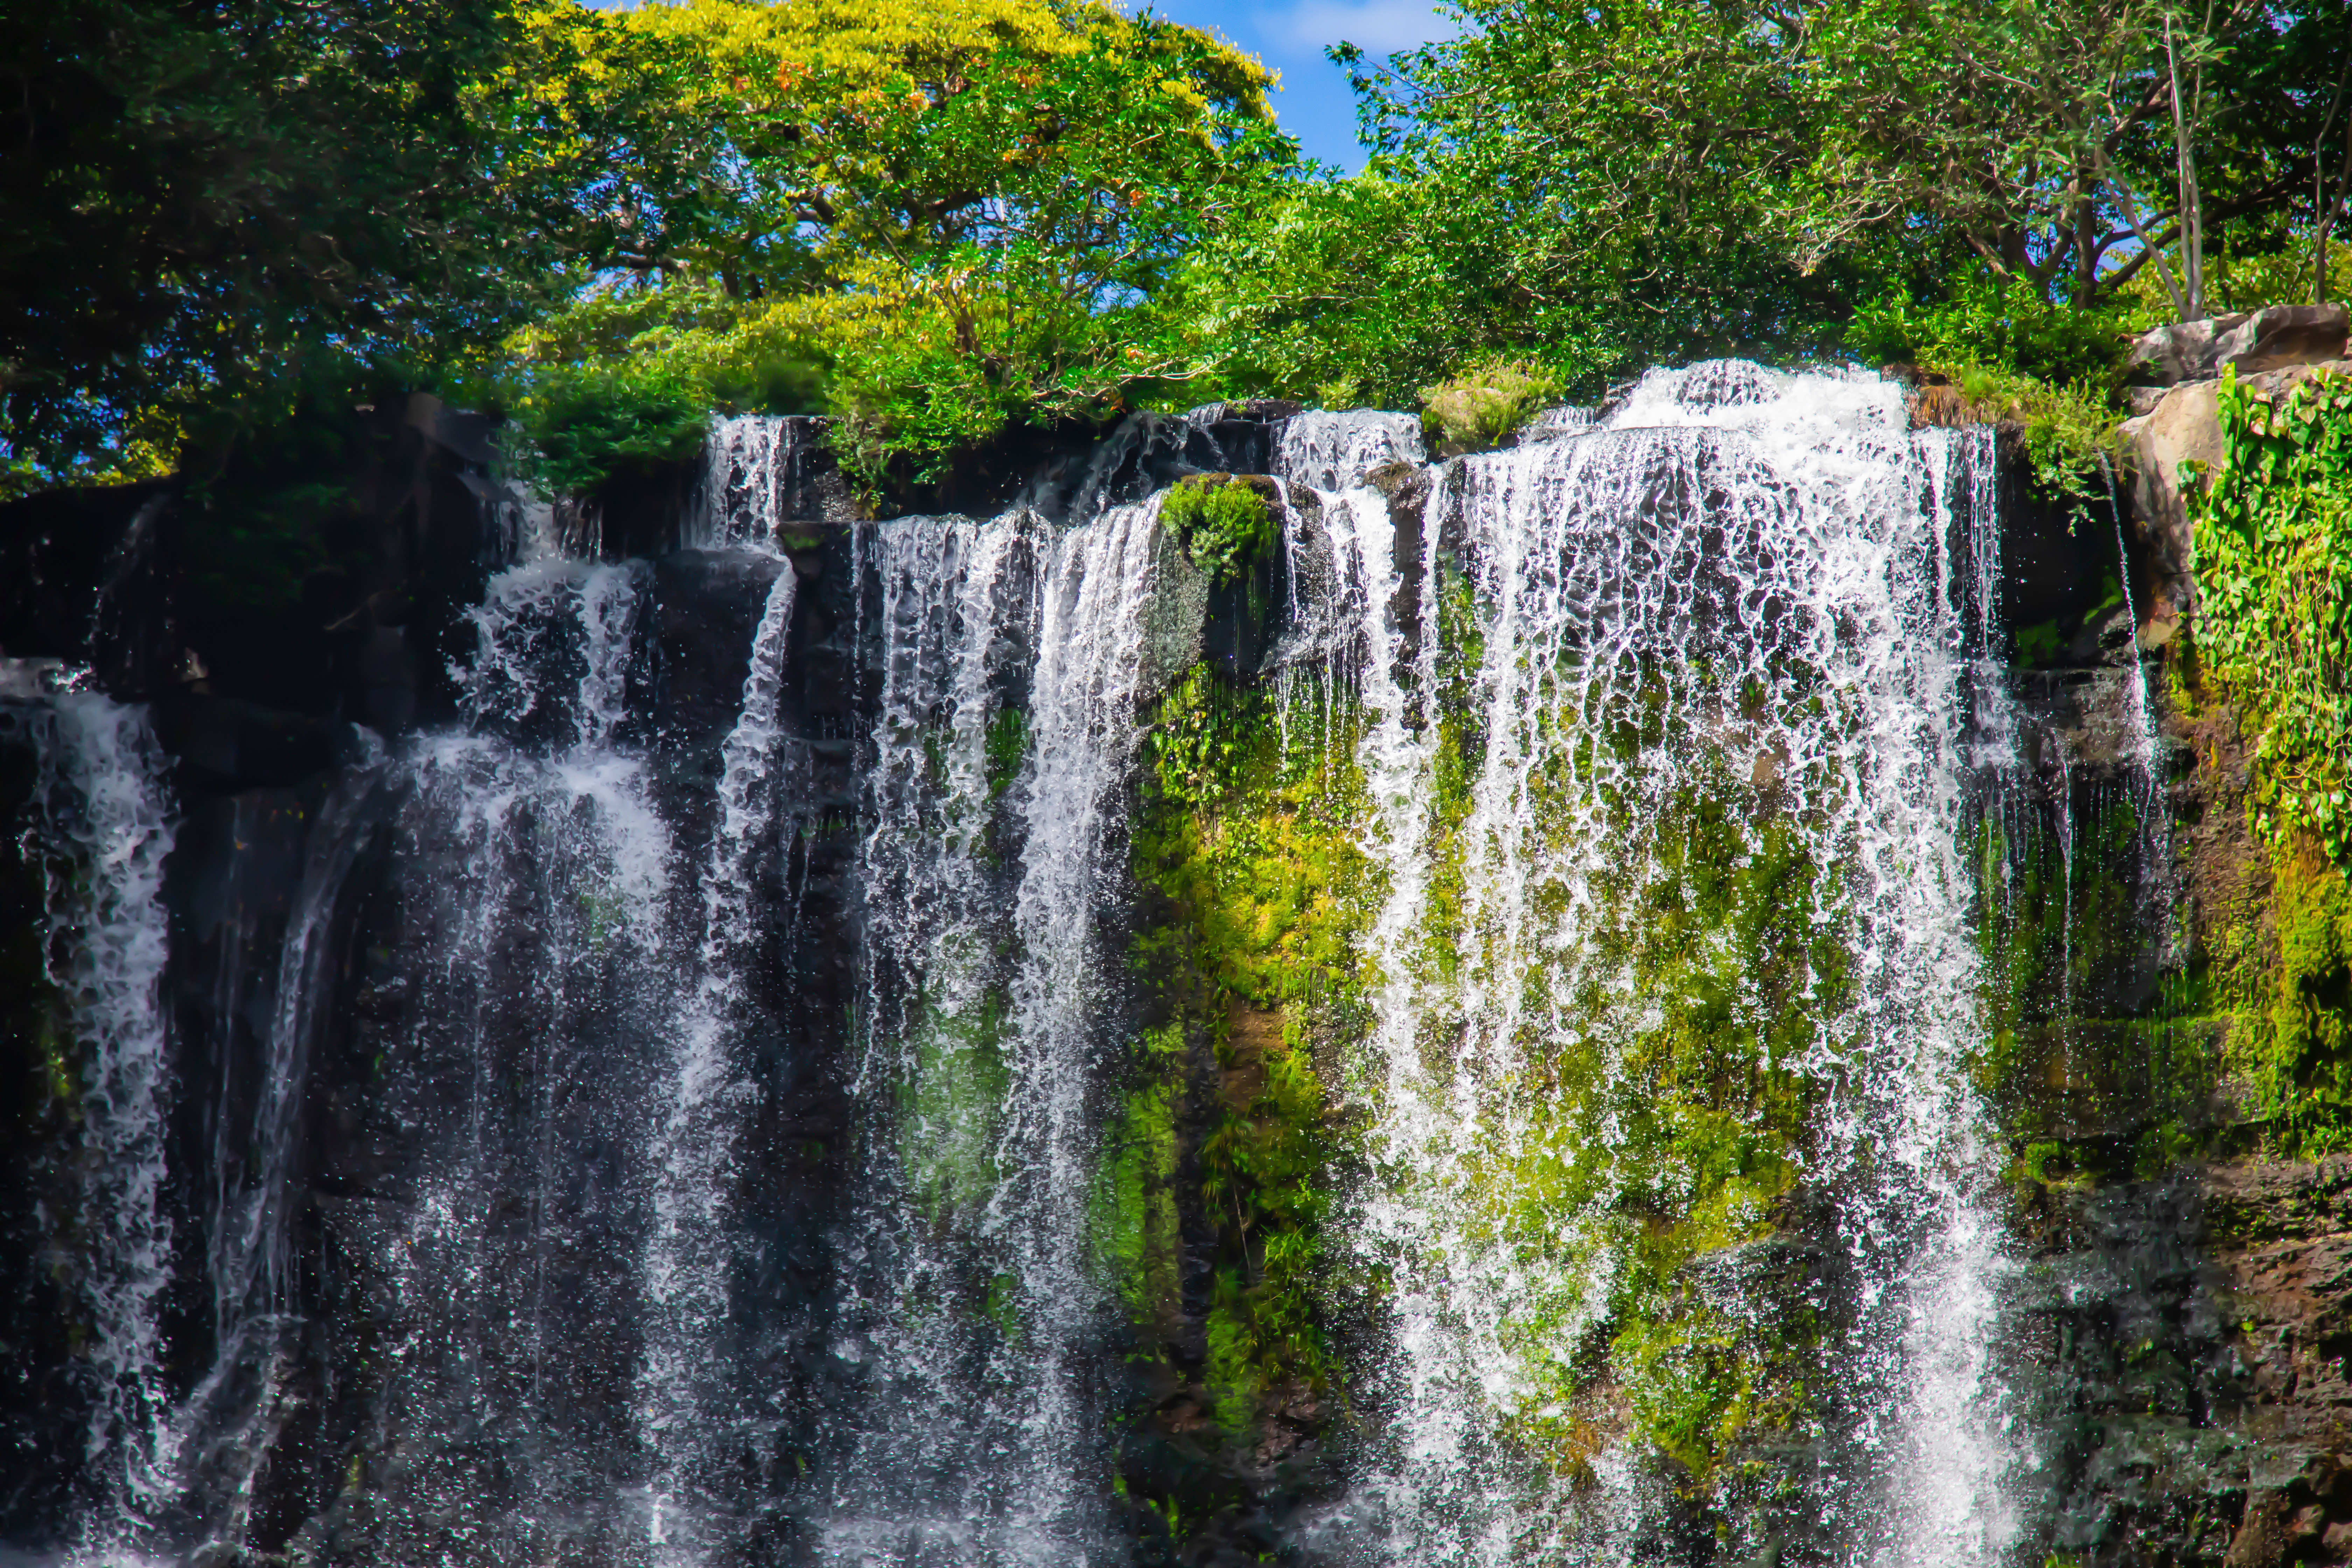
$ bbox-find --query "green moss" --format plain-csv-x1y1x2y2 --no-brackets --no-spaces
2224,844,2352,1152
578,887,625,952
981,1270,1023,1344
1158,476,1276,587
1092,1066,1182,1319
1446,780,1834,1483
2013,619,2064,667
1121,663,1370,1432
899,991,1012,1225
985,705,1029,802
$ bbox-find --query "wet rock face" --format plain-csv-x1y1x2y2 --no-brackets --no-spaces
5,388,2352,1564
2020,1164,2352,1568
139,540,872,1565
0,723,85,1544
0,393,515,758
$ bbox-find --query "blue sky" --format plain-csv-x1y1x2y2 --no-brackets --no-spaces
585,0,1459,173
1135,0,1458,170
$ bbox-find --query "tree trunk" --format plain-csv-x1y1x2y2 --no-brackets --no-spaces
2165,15,2204,320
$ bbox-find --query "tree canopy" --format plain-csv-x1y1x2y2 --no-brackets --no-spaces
0,0,691,491
499,0,1297,489
4,0,2350,500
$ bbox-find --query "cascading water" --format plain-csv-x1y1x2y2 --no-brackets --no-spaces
365,559,686,1563
1322,364,2024,1565
818,499,1176,1567
826,511,1050,1561
8,363,2093,1568
1277,411,1426,493
692,418,798,551
641,561,800,1562
11,698,179,1556
985,500,1169,1556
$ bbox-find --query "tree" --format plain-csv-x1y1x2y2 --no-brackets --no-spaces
1340,0,2352,350
505,0,1300,490
0,0,689,496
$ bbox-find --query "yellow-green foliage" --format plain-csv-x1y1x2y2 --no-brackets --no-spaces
2192,367,2352,864
1419,356,1562,453
1461,786,1832,1482
2184,369,2352,1153
493,0,1293,500
1136,667,1373,1007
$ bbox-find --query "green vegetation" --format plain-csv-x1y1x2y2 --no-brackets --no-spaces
494,0,1294,498
1115,666,1373,1434
1970,789,2228,1182
10,0,2347,504
1358,605,1844,1489
1157,477,1276,586
901,993,1013,1223
510,362,716,503
2193,369,2352,861
0,0,683,497
1452,771,1840,1486
2221,848,2352,1153
1418,357,1562,453
2176,368,2352,1151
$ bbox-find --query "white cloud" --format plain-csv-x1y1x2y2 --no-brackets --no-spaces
1277,0,1458,55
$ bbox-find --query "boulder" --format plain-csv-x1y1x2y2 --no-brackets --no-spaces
2127,303,2348,387
2116,355,2352,633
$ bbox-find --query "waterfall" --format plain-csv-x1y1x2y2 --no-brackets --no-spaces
691,416,791,550
826,511,1048,1562
174,759,383,1559
1327,364,2022,1564
14,698,178,1555
690,415,838,550
641,561,800,1562
7,362,2083,1567
816,503,1161,1566
990,501,1164,1554
1277,411,1426,492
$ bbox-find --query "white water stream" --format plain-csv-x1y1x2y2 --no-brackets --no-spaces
17,699,178,1560
1313,366,2025,1564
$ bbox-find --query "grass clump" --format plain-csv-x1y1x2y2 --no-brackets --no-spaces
1418,356,1563,452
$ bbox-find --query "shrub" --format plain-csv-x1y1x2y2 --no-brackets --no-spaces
1846,263,2140,387
509,362,710,499
1160,475,1276,584
1418,356,1563,452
